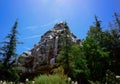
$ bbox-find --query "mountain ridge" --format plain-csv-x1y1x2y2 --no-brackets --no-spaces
19,21,81,71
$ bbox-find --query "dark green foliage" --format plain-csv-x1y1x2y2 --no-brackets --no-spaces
57,14,120,83
0,13,120,83
69,45,90,83
87,15,103,44
0,66,20,81
82,37,109,81
108,12,120,75
0,20,20,81
0,21,18,67
114,12,120,29
57,23,90,83
82,16,110,81
57,23,72,75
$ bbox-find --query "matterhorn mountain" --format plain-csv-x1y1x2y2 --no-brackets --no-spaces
19,21,80,70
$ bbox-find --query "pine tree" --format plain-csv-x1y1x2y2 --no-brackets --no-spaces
57,23,72,75
0,20,18,68
114,12,120,30
87,15,102,43
83,16,109,81
108,12,120,75
0,20,20,81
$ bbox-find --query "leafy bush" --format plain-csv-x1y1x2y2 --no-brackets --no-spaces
0,66,19,81
52,66,65,77
34,74,67,84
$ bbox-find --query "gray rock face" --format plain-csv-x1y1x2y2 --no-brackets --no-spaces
19,22,80,69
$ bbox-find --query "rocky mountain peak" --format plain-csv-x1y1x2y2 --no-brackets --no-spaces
19,22,80,71
54,21,67,29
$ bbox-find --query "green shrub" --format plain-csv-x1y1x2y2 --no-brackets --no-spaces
34,74,67,84
0,66,19,81
53,66,66,77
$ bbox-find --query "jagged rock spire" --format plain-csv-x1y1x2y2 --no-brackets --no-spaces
19,21,80,71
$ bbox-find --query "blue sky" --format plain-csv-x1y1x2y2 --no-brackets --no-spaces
0,0,120,54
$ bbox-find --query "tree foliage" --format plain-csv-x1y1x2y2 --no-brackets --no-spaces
108,12,120,75
82,16,110,81
57,23,90,83
0,20,20,81
0,13,120,83
0,20,18,68
57,23,72,75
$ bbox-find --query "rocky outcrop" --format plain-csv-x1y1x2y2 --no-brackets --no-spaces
19,21,81,70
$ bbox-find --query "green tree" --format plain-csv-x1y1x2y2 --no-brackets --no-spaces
114,12,120,29
0,20,20,81
83,16,109,81
82,37,109,81
57,23,72,75
108,12,120,75
87,15,103,44
57,23,90,83
0,20,18,67
69,45,90,83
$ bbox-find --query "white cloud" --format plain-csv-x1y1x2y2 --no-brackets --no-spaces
26,26,39,31
40,19,60,28
23,35,41,39
26,18,63,31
